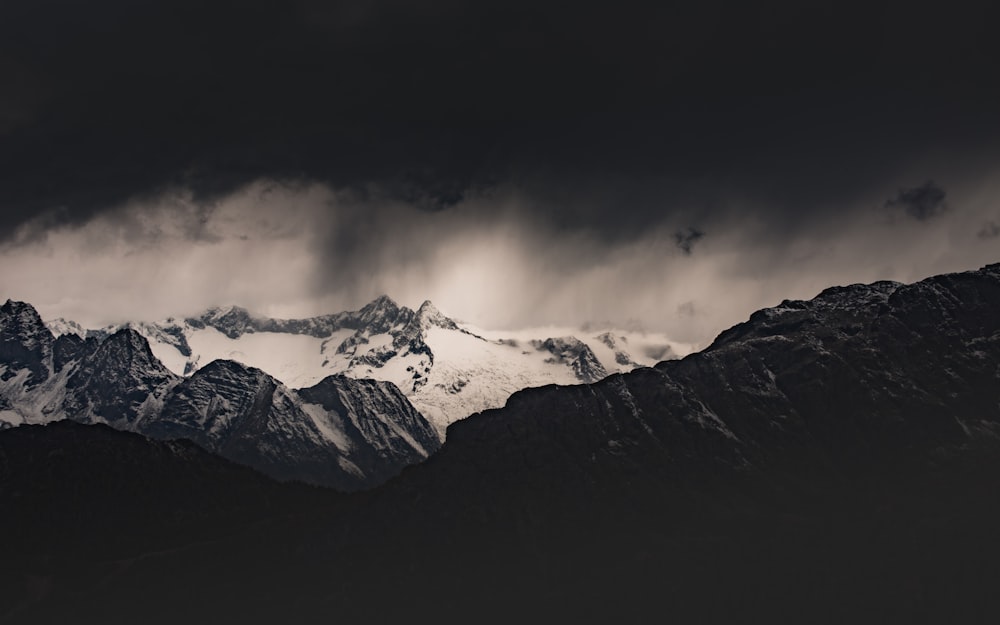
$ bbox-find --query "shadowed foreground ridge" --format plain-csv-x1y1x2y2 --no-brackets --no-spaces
433,263,1000,490
4,264,1000,624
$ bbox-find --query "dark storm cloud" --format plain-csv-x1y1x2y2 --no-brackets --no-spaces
674,228,705,255
677,301,698,317
979,221,1000,239
2,0,1000,241
885,181,948,221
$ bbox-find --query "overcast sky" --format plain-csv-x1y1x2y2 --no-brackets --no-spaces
2,0,999,346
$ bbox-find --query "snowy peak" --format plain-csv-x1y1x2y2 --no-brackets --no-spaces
187,306,256,339
179,295,432,341
356,295,408,332
1,299,55,386
1,300,53,347
93,328,173,380
152,358,277,446
595,331,638,367
298,374,441,481
205,305,252,321
534,336,608,383
62,328,179,427
132,321,193,359
46,317,88,339
414,300,460,331
196,357,265,379
104,327,161,358
361,293,397,309
320,298,455,368
1,299,45,325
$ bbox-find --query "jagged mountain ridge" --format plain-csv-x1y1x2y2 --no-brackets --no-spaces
0,304,439,490
0,300,54,387
419,263,1000,492
49,296,686,434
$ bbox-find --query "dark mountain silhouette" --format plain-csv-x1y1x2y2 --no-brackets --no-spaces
0,421,330,623
4,263,1000,624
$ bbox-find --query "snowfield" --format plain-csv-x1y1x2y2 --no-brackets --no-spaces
47,298,694,436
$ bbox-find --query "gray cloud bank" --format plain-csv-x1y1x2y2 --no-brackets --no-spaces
2,171,999,347
1,1,1000,345
886,181,948,221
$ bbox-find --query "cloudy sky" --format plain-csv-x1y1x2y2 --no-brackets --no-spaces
1,0,999,346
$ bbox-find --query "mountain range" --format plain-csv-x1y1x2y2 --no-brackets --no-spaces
4,263,1000,623
1,300,439,490
3,294,682,489
46,296,686,434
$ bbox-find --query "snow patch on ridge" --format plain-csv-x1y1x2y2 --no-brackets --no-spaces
299,401,352,453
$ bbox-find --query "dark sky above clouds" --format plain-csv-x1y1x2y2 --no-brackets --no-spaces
2,0,1000,343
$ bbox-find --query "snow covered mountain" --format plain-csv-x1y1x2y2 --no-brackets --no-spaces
0,300,439,490
51,296,690,435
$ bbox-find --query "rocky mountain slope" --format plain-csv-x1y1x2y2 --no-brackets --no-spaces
48,296,688,434
411,263,1000,495
0,300,439,490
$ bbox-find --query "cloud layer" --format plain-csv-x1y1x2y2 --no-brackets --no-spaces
1,1,999,346
3,170,999,347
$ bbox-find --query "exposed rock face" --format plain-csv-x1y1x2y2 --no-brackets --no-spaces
298,376,440,486
534,336,608,383
324,296,466,373
63,329,178,427
151,360,372,489
153,359,281,446
0,300,53,386
184,295,413,340
147,362,439,490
